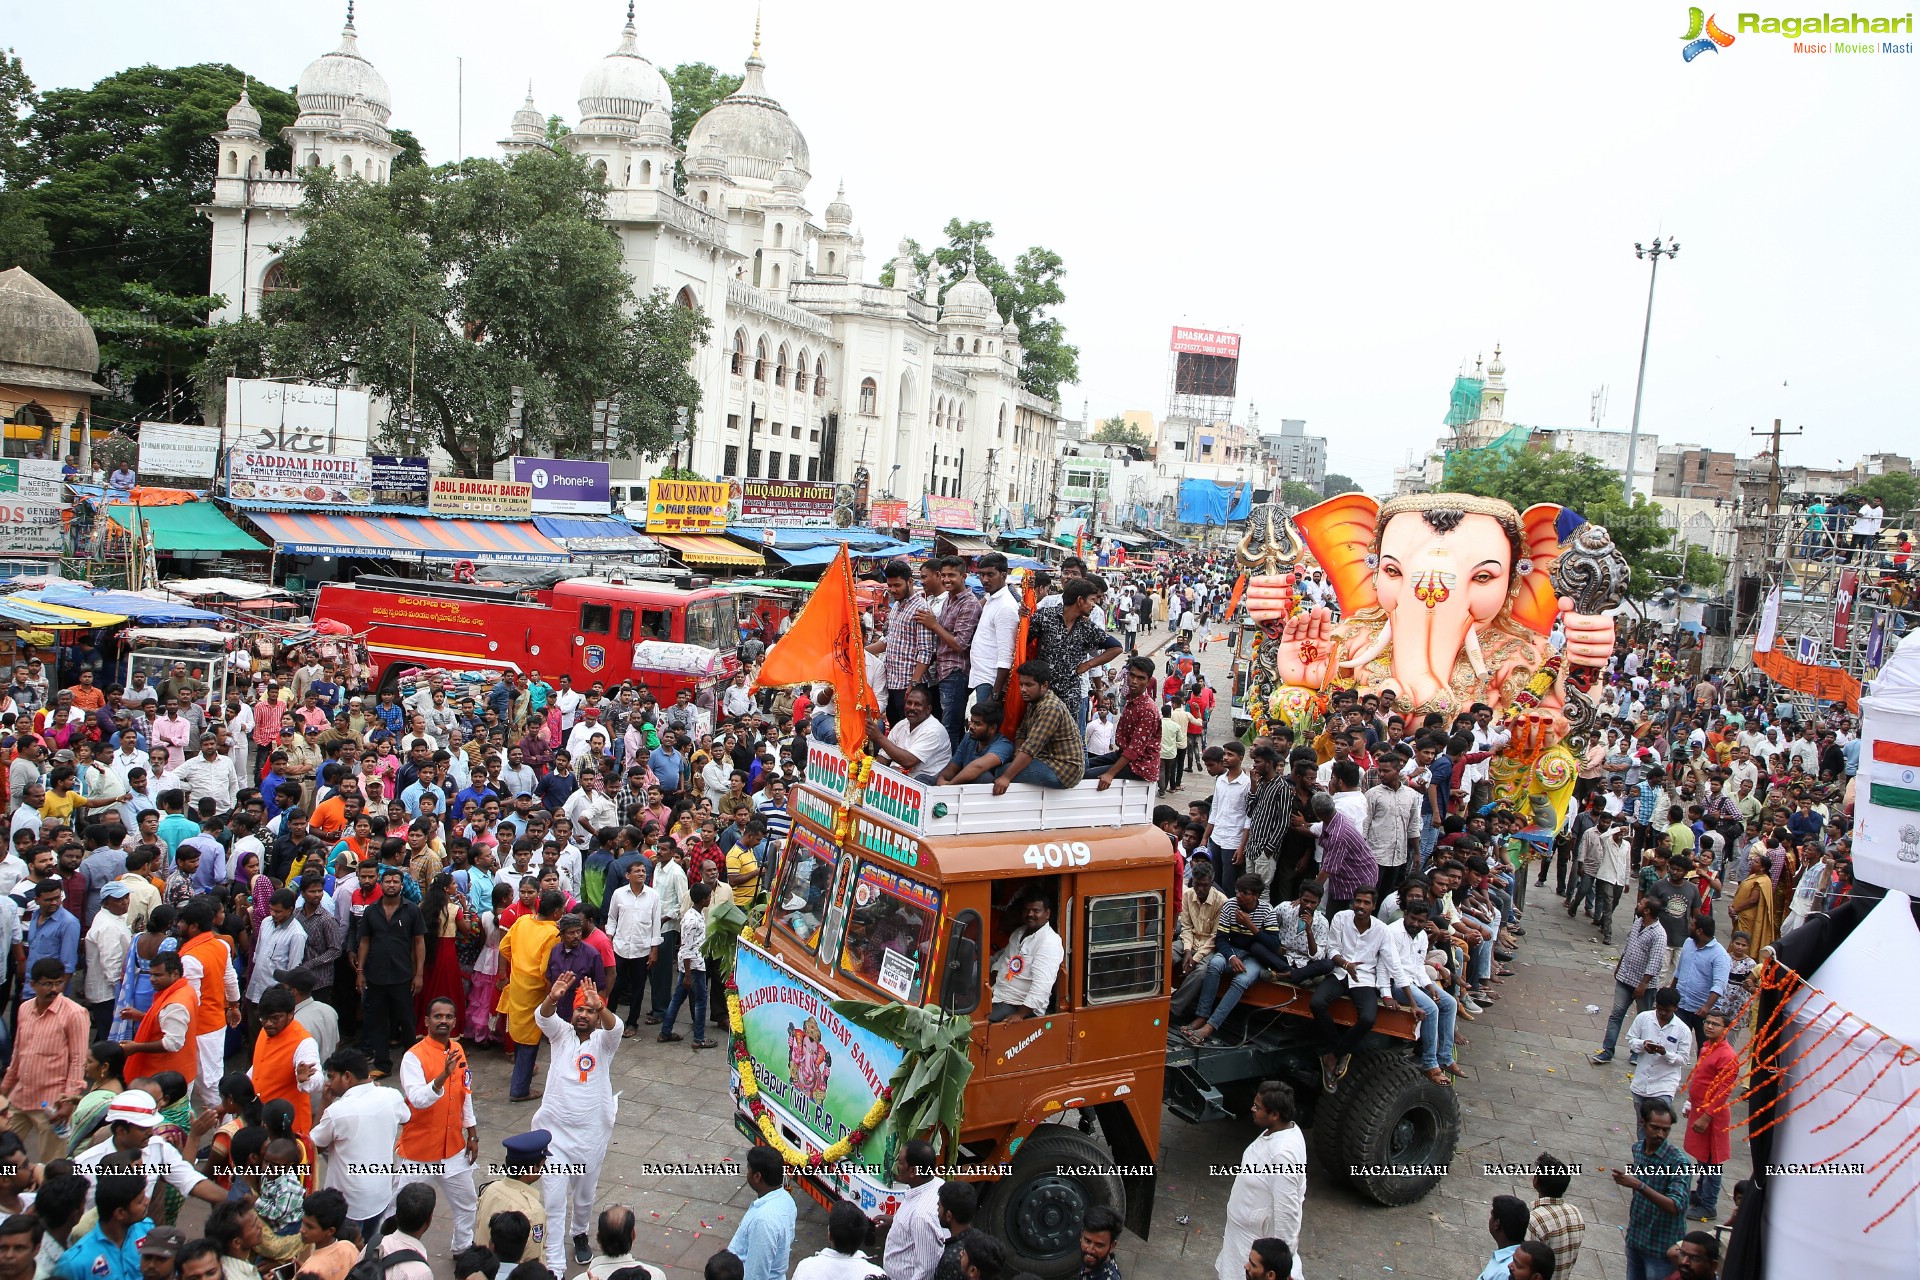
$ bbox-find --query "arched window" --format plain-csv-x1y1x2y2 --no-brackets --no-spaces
772,223,784,248
955,336,965,352
794,349,809,394
306,151,321,170
622,164,632,187
339,156,353,176
699,190,709,206
771,263,781,288
754,338,769,381
858,378,877,416
825,250,836,274
973,338,981,354
997,405,1006,439
259,261,291,299
731,329,748,376
593,159,608,182
815,356,828,398
227,151,238,174
775,344,789,388
988,341,995,354
640,159,652,184
675,286,698,310
247,155,261,178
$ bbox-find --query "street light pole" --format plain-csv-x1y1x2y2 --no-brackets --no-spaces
1623,236,1679,502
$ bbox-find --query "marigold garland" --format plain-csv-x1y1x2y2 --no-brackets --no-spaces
727,979,894,1169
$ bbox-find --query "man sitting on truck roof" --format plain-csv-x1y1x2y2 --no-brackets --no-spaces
940,704,1017,786
988,895,1064,1023
989,662,1085,795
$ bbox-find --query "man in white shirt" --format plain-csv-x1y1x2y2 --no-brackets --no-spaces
172,739,238,812
553,675,584,732
1203,743,1254,865
722,673,756,720
1852,499,1884,553
1213,1080,1308,1280
969,554,1020,709
563,771,618,834
247,889,308,1004
989,896,1064,1022
532,971,624,1274
604,861,662,1027
1625,987,1694,1126
870,686,951,783
1083,700,1118,757
311,1047,415,1241
72,1088,223,1211
1309,887,1391,1088
83,883,134,1037
799,1200,889,1280
879,1140,946,1280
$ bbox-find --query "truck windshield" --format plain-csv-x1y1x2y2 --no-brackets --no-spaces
684,596,739,651
837,861,940,1005
771,824,838,955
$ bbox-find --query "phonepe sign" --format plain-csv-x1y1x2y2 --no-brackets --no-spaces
511,456,612,514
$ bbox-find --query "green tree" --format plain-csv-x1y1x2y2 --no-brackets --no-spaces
881,219,1080,400
1443,444,1723,599
203,150,708,478
0,49,50,273
661,62,740,193
1092,415,1148,448
0,47,33,181
1844,471,1919,520
84,283,226,423
1322,472,1363,497
1279,479,1323,510
389,127,427,172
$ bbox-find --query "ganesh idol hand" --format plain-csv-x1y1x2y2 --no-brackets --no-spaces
1556,598,1615,670
1272,607,1335,689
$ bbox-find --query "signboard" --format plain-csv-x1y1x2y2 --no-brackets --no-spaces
924,496,979,530
645,479,731,534
853,811,921,869
226,449,372,504
0,459,66,503
1169,326,1242,358
793,786,838,835
428,477,532,518
735,479,842,528
732,943,905,1199
862,760,927,834
369,456,429,504
511,456,611,515
0,501,65,557
869,499,910,528
806,741,851,800
223,378,373,457
137,423,220,481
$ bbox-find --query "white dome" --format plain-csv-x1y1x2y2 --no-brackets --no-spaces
772,151,803,195
636,103,672,145
824,182,852,228
577,13,673,136
225,88,262,135
941,266,998,324
688,141,728,178
295,16,392,133
684,52,808,188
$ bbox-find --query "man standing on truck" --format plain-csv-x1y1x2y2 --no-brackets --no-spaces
1214,1080,1307,1280
988,895,1063,1022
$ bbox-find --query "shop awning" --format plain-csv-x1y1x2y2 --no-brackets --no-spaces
657,534,765,568
243,510,569,564
107,504,264,553
938,532,995,555
532,515,663,557
0,596,124,628
768,538,925,568
1104,530,1151,548
25,586,219,624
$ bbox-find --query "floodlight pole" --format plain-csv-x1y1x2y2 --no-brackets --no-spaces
1623,236,1679,502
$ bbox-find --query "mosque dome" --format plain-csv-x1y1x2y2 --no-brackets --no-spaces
295,10,392,131
636,103,673,145
225,88,262,136
772,151,804,195
508,86,545,143
824,182,852,228
0,268,104,394
684,32,808,187
941,266,998,324
577,6,673,135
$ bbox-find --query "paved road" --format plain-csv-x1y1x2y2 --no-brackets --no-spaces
414,621,1748,1280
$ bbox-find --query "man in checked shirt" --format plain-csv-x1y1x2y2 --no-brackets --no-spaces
873,561,936,728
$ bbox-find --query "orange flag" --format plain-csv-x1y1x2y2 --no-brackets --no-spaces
999,573,1039,736
753,545,882,752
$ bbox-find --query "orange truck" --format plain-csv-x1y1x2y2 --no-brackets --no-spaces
734,743,1458,1277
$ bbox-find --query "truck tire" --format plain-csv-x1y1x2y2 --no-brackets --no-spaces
1333,1052,1459,1206
1307,1083,1354,1191
978,1126,1125,1280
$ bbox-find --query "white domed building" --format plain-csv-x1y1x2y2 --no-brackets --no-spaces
204,7,1062,530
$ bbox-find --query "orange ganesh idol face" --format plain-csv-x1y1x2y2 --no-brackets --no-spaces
1372,509,1517,702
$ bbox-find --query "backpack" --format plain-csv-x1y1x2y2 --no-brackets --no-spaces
347,1244,424,1280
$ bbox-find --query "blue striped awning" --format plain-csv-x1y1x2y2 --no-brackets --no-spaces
243,510,569,564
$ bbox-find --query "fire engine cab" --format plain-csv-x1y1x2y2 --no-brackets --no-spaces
315,572,741,702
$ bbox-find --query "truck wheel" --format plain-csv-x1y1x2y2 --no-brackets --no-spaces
1307,1083,1354,1191
1334,1052,1460,1206
978,1126,1124,1280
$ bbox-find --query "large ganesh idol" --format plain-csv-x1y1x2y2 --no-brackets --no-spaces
1248,492,1615,718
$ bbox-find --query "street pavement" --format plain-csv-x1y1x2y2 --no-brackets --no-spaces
407,620,1749,1280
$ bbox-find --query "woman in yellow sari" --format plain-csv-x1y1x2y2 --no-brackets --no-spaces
496,895,561,1102
1730,851,1780,957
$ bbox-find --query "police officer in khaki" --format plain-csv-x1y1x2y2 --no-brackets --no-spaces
474,1130,550,1262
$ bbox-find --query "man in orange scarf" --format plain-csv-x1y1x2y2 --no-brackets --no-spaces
120,949,197,1089
497,890,562,1103
251,985,322,1137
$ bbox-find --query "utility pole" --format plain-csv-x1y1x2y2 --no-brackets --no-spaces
1750,417,1802,564
1623,237,1679,502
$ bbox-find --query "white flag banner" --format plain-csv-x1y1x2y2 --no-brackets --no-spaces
1755,582,1781,653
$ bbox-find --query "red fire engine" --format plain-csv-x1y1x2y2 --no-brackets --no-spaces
314,572,741,703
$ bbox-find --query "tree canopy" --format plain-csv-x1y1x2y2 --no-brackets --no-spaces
1323,472,1363,498
1279,479,1323,510
882,218,1080,401
1091,415,1149,448
202,150,707,477
661,62,740,193
1443,444,1723,598
1843,470,1918,519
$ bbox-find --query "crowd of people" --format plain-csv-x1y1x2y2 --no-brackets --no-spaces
0,527,1873,1280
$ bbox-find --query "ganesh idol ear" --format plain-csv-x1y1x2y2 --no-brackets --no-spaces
1510,503,1566,636
1293,493,1381,616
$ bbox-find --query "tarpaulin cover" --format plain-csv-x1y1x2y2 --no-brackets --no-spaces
1177,479,1254,526
243,510,568,564
0,597,124,628
656,534,765,567
26,586,220,624
769,540,926,567
107,504,264,552
532,515,646,542
729,526,894,550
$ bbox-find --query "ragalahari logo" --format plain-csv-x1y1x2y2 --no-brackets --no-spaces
1681,8,1737,59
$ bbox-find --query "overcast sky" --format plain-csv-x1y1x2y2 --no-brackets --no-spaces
14,2,1917,489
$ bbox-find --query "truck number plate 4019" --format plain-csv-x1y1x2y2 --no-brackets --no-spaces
1022,841,1092,869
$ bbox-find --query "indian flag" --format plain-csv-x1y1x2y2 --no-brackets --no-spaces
1869,740,1920,812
